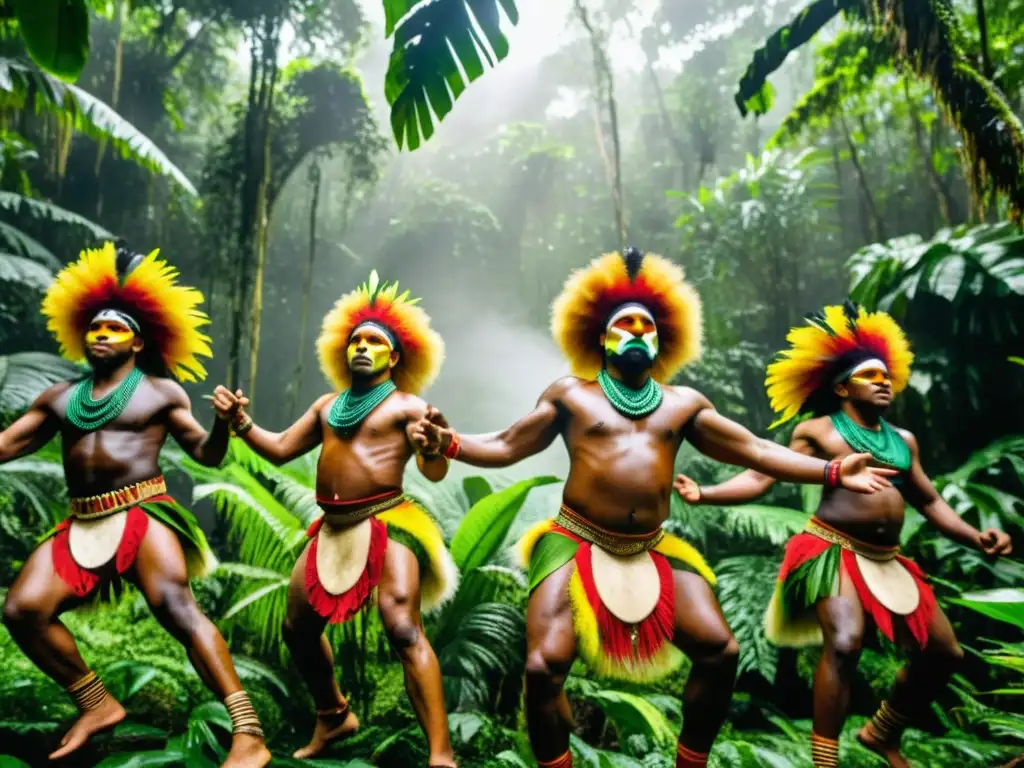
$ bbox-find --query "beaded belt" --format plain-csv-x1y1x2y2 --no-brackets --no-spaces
69,476,167,520
806,517,899,562
317,491,406,527
555,505,664,557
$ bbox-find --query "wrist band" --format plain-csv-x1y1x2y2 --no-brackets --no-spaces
232,413,253,437
824,460,841,488
443,432,461,460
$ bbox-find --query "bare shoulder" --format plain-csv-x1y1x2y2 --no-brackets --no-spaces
311,392,337,413
35,379,76,408
893,425,918,449
667,384,711,410
793,416,831,441
545,375,588,402
391,390,428,419
148,376,190,407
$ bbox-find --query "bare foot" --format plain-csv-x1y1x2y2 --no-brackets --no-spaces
857,724,911,768
49,696,127,760
293,709,360,759
221,733,271,767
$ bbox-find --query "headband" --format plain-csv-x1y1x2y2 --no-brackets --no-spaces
834,357,887,385
351,321,397,350
606,302,655,330
91,308,141,335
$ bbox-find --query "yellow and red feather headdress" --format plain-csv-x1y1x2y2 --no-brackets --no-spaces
551,249,703,382
765,301,913,428
41,242,211,382
317,270,444,395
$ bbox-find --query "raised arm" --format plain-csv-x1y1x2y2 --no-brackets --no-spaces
901,431,1012,555
417,380,569,469
165,381,232,467
678,422,818,505
682,392,895,493
223,387,328,466
0,384,64,463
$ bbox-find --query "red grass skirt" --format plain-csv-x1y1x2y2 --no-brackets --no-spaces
305,516,388,624
778,532,937,647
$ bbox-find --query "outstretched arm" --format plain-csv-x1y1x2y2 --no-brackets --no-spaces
415,380,568,469
165,383,232,467
901,431,1012,555
678,422,818,505
404,399,450,483
221,386,328,466
682,392,895,492
0,385,63,463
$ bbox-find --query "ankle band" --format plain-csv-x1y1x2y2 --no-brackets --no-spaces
810,732,839,767
68,671,108,712
224,690,264,739
537,750,573,768
868,700,909,745
676,742,709,767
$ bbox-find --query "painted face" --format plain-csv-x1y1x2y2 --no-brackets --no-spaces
837,358,892,408
85,319,136,348
604,307,659,360
347,324,395,375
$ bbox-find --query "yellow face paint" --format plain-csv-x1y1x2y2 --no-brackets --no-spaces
86,320,136,347
604,310,658,359
850,368,891,386
346,327,394,374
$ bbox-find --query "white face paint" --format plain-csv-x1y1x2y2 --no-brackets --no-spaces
604,305,658,359
835,357,889,384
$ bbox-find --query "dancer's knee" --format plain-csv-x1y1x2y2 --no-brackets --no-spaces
379,596,421,650
2,592,47,630
691,632,740,672
827,624,864,666
152,583,211,643
525,639,573,692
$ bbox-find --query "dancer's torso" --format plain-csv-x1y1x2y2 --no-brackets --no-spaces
559,380,702,535
315,391,417,503
803,415,909,547
48,375,171,497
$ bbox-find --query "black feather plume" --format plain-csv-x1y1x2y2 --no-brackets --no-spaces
842,299,860,331
804,309,837,337
114,240,144,284
623,247,644,281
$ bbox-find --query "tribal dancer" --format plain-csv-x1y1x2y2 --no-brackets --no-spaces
413,250,895,768
675,302,1013,768
0,243,270,766
214,271,458,765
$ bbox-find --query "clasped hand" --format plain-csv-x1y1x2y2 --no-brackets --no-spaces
408,406,451,456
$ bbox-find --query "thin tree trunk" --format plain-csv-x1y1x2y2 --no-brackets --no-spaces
975,0,993,80
903,79,952,226
95,0,126,219
289,160,323,420
829,120,850,252
839,113,885,241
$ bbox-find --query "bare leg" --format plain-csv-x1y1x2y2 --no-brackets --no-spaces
2,539,127,759
857,605,964,768
811,565,865,766
128,518,270,768
523,562,577,766
283,544,359,759
672,572,739,763
378,540,455,768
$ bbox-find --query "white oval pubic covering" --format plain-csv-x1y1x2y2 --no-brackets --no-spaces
316,517,373,596
854,554,920,615
69,511,129,569
590,546,661,624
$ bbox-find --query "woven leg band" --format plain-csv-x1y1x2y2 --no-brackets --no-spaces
537,750,573,768
810,732,839,767
676,742,709,767
68,671,109,712
867,700,909,746
224,690,264,739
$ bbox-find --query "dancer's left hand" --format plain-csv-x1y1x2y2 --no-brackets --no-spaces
838,452,898,494
977,528,1013,557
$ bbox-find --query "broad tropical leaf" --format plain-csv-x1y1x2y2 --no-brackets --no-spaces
11,0,90,82
952,589,1024,630
0,352,83,413
0,251,53,290
716,555,782,681
449,475,560,571
0,221,60,269
0,190,112,238
579,688,677,747
384,0,520,150
715,504,808,546
462,475,493,507
0,59,197,193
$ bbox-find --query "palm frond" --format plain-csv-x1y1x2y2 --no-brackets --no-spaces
0,59,197,194
716,555,783,681
0,352,83,413
0,251,53,290
384,0,520,150
0,190,112,238
0,221,59,269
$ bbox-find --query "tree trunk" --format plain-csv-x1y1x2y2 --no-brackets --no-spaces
975,0,993,80
904,79,952,226
289,160,324,421
839,113,885,242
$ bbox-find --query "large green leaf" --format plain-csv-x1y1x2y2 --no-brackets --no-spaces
952,589,1024,630
384,0,520,150
583,688,676,747
449,474,559,571
0,251,53,290
0,221,60,269
0,190,112,237
11,0,90,82
0,59,196,193
0,352,84,413
95,752,188,768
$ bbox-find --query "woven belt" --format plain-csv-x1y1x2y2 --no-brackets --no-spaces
70,476,167,520
806,517,899,562
555,505,664,557
318,492,406,527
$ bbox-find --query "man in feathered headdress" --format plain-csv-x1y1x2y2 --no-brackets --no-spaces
412,250,895,768
675,301,1012,768
0,242,270,766
213,271,458,765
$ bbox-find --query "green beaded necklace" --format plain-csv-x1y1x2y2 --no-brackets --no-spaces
327,379,397,430
830,411,911,470
597,368,663,419
66,368,144,432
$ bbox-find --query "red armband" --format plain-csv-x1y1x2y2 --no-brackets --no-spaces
824,459,841,489
443,432,461,460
